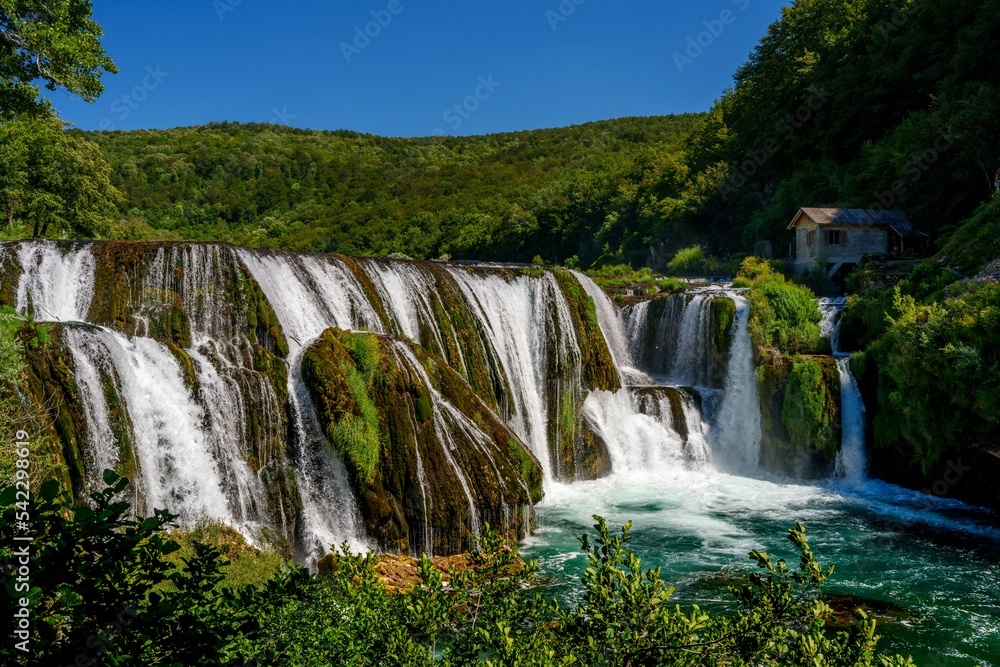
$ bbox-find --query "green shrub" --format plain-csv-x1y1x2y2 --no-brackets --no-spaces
868,283,1000,471
0,306,24,387
666,244,705,274
738,258,822,359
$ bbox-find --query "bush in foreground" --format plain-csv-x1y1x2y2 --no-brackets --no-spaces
0,473,916,666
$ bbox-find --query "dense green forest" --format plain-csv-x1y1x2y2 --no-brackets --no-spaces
81,116,701,267
2,1,998,274
38,0,987,274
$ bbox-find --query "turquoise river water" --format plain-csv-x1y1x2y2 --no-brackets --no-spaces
522,469,1000,666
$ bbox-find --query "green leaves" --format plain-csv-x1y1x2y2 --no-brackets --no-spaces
0,474,907,666
0,115,123,239
0,0,117,117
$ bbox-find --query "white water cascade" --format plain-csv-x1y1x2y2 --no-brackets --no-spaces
834,358,867,479
2,240,785,560
709,296,763,472
16,242,95,322
65,326,235,525
819,298,868,479
235,250,381,557
443,268,580,484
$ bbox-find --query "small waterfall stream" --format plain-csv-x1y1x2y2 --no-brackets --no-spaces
709,296,763,472
819,298,867,479
16,242,95,322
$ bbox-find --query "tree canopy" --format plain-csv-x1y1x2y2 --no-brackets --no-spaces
0,0,116,117
0,115,121,237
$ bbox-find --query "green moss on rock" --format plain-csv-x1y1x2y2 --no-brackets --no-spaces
757,354,840,479
552,268,621,393
0,244,23,308
18,323,89,496
302,328,542,556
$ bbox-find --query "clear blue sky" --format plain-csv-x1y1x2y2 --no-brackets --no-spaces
45,0,787,137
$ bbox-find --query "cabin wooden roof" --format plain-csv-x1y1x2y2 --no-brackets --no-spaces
787,208,927,237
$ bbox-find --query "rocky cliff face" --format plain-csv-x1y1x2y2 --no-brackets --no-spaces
0,241,622,560
302,329,541,555
756,355,841,480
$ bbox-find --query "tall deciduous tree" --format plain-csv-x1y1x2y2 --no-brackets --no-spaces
0,115,121,238
0,0,116,117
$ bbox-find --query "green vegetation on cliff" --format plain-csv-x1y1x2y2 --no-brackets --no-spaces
782,357,838,460
739,258,823,361
302,328,542,554
850,276,1000,476
738,259,839,478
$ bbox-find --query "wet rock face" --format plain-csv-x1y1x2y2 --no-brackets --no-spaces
757,355,841,480
623,294,736,388
84,242,288,360
302,328,542,556
2,240,640,559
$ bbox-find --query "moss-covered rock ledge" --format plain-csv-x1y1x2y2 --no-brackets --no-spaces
757,355,841,479
302,328,543,557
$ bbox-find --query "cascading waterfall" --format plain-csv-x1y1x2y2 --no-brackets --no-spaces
65,327,124,480
3,240,779,559
65,326,235,524
623,291,726,388
668,295,714,387
581,390,689,473
834,358,867,479
236,250,380,557
624,296,686,380
572,270,634,372
444,268,579,484
819,298,868,479
709,296,763,472
819,297,847,354
574,278,730,474
393,342,483,541
16,242,95,322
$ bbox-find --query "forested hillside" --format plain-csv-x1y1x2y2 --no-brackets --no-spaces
76,0,999,274
676,0,999,260
85,115,701,267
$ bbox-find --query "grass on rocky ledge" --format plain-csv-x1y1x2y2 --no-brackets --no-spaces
585,264,686,295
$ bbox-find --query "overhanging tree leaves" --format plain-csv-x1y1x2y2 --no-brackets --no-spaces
0,0,116,117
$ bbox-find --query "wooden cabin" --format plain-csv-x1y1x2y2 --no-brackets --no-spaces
788,207,928,275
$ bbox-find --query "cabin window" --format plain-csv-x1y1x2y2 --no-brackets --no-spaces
824,230,847,246
806,230,817,247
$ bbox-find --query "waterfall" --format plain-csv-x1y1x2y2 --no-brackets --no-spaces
445,268,578,484
65,328,123,480
15,242,95,322
623,292,725,388
570,274,719,474
64,326,235,524
819,298,868,479
581,390,689,474
4,240,841,559
236,250,377,557
834,358,867,479
624,296,685,380
819,297,847,354
709,296,762,472
392,342,483,541
572,270,634,372
669,295,713,387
